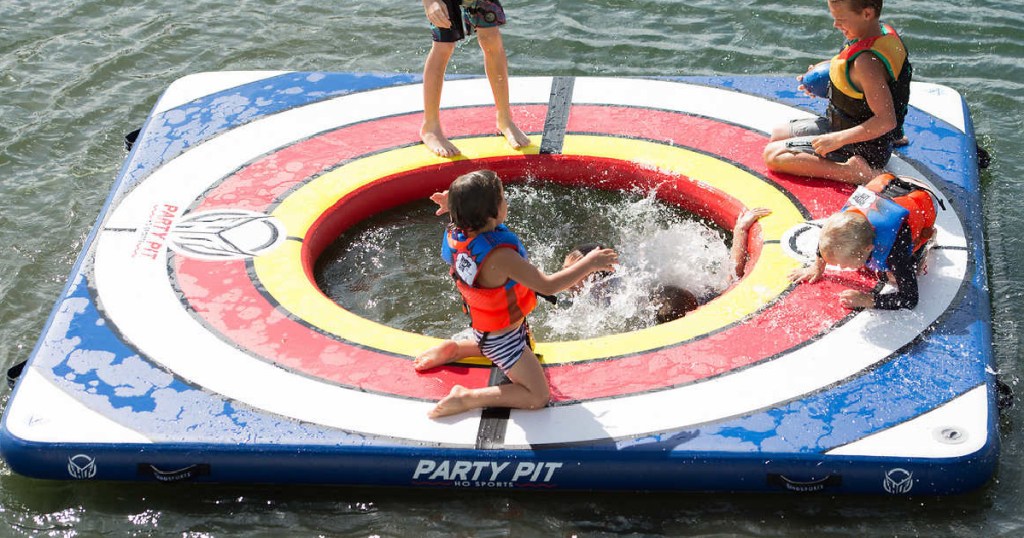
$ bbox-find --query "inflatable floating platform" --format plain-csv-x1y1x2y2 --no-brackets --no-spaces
0,72,996,494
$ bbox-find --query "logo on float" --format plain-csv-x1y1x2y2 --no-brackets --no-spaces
168,209,287,260
883,467,914,494
780,219,824,264
412,459,563,488
67,454,97,479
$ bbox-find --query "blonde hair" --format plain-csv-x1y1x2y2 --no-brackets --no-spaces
819,212,875,261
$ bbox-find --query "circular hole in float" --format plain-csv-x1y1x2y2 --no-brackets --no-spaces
307,155,753,341
316,182,732,340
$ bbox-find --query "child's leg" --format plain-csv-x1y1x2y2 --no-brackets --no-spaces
421,41,461,157
475,27,530,150
429,347,550,418
414,339,480,371
769,123,796,142
763,140,875,185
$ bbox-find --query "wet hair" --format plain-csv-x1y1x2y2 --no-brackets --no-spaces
448,170,503,232
829,0,882,16
819,211,875,261
573,243,603,257
655,285,699,324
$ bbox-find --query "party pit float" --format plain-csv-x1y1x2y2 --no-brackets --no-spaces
0,72,996,494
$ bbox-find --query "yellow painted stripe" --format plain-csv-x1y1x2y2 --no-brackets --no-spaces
254,135,804,363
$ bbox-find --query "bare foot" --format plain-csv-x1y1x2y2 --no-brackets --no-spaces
893,135,909,147
428,385,472,418
414,340,459,371
497,121,530,150
421,124,460,157
844,155,876,184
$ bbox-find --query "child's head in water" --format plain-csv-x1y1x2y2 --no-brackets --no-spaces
448,170,505,232
563,243,699,323
655,285,699,324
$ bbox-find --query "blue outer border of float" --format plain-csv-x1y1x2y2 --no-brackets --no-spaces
0,74,997,494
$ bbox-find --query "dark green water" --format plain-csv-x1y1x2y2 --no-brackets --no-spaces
2,1,1022,535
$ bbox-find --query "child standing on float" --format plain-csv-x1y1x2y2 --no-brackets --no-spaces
420,0,531,157
763,0,912,184
415,170,618,418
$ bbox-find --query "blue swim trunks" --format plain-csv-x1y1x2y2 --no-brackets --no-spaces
431,0,506,42
474,321,532,373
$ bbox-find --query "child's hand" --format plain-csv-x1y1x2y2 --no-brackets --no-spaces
797,64,815,97
788,259,825,284
839,289,874,309
811,132,844,156
582,247,618,273
423,0,451,28
430,190,449,216
735,207,771,233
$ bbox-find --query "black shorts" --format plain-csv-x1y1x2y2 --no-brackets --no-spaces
431,0,506,42
785,117,893,169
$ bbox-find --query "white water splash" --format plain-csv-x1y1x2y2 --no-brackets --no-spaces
524,188,733,340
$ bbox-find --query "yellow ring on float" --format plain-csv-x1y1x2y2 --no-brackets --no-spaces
253,135,804,363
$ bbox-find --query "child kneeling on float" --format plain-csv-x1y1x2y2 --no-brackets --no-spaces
415,170,618,418
790,173,937,310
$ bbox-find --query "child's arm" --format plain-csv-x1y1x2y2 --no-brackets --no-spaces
810,55,898,156
868,227,920,309
430,190,449,216
731,207,771,278
871,262,919,309
789,255,827,284
423,0,451,28
486,246,618,296
841,226,919,310
838,264,918,310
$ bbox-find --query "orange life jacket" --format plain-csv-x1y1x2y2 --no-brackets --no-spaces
442,224,538,332
842,173,937,271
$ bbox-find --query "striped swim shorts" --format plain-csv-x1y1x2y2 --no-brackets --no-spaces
474,321,531,373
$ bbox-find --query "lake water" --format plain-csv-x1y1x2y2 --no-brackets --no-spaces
1,0,1022,535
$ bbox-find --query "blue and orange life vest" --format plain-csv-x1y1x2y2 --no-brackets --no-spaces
827,22,912,142
840,173,937,272
442,224,538,332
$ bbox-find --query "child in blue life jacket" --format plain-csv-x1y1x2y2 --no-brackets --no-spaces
763,0,912,185
415,169,617,418
790,173,936,310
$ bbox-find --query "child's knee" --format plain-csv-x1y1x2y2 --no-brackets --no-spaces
475,28,503,51
763,141,785,167
769,123,792,141
526,387,550,410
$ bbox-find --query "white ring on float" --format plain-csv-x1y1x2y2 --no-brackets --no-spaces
92,77,969,445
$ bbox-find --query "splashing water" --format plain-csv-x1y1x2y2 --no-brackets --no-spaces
521,184,733,340
316,180,733,342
